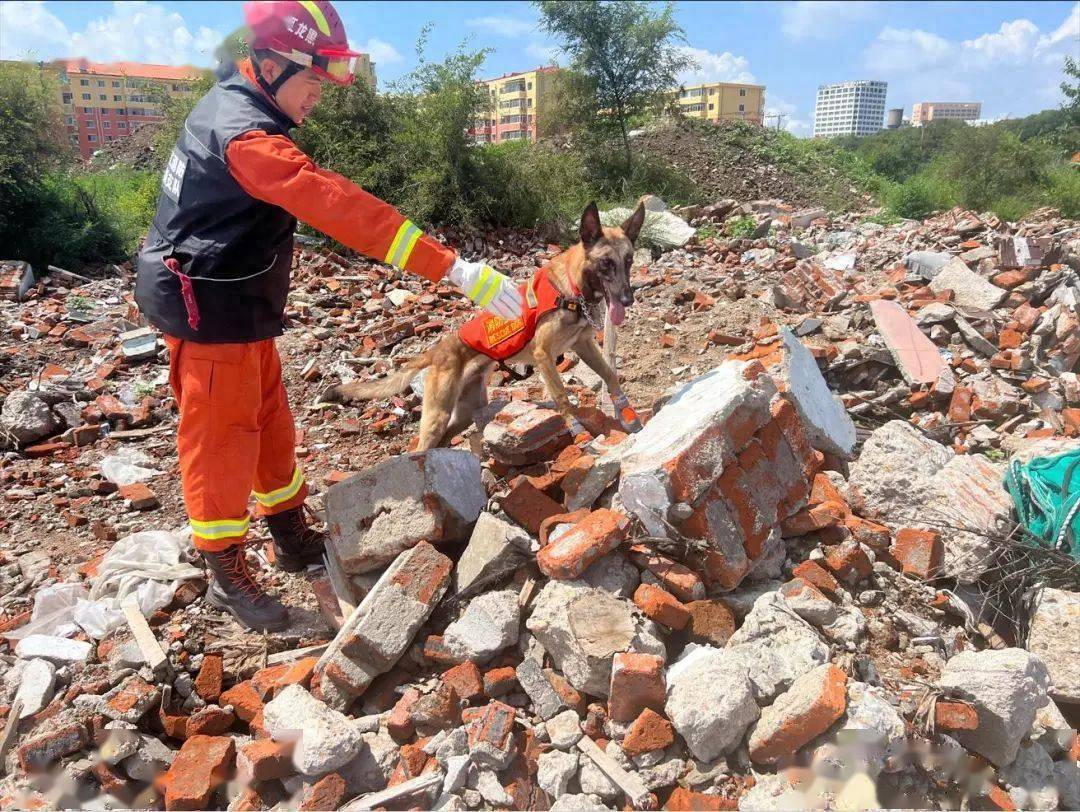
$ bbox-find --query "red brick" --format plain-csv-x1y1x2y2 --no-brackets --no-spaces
250,664,290,699
237,739,295,782
809,474,846,507
748,665,847,764
984,784,1018,811
545,669,586,713
193,654,223,702
118,482,159,510
186,705,235,738
791,560,840,597
538,508,592,547
779,501,847,538
684,599,736,646
501,480,564,536
467,701,517,762
410,681,461,733
633,583,690,630
537,509,630,580
476,668,515,703
628,547,704,602
621,708,674,756
608,652,666,723
92,761,130,797
299,773,347,811
844,514,892,553
220,681,264,725
18,723,88,772
388,742,432,786
823,539,873,582
934,701,979,731
161,735,235,811
665,786,735,811
891,528,943,580
388,687,420,742
442,661,484,702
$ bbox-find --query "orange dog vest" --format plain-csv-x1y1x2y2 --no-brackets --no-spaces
459,266,582,361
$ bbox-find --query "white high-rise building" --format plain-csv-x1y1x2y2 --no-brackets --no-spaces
813,80,888,138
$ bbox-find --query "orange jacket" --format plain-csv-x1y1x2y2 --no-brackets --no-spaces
224,64,455,283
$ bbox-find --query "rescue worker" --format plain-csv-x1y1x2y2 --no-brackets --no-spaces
134,0,523,632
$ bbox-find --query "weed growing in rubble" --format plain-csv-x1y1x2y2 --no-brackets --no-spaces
695,222,720,240
725,216,756,239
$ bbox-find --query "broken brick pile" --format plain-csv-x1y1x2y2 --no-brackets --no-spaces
1,197,1079,811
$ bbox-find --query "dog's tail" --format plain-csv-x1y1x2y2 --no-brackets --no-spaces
318,352,433,405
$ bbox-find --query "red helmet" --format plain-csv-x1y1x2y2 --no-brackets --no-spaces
243,0,361,86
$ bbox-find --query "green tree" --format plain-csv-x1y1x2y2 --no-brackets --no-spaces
536,0,692,171
1062,55,1080,113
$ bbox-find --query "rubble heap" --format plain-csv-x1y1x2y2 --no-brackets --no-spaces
0,198,1079,811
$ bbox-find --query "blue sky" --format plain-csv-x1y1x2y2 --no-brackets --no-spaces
1,1,1077,135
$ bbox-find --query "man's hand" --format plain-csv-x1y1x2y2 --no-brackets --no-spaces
448,257,524,320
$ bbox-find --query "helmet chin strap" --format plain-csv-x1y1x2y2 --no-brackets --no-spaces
251,56,304,104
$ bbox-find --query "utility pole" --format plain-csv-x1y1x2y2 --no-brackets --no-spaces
765,112,786,131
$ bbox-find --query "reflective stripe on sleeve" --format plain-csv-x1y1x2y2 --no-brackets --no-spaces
385,220,422,269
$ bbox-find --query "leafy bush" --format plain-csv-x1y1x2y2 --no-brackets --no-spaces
883,174,951,219
0,61,128,268
73,169,159,253
471,140,591,229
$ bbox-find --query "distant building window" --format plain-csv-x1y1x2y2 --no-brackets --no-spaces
117,121,127,129
100,107,108,114
97,80,104,87
103,121,110,128
80,79,89,86
87,134,97,142
105,135,113,141
81,93,91,100
62,92,73,103
527,82,532,90
739,104,745,112
114,95,122,101
85,120,95,128
708,103,714,110
66,116,75,126
112,80,120,88
99,94,106,100
739,89,746,97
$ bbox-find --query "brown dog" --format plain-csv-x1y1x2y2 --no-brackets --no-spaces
320,201,645,450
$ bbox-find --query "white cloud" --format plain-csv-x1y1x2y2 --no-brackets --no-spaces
962,19,1040,66
781,1,877,42
467,15,535,38
358,37,402,65
861,7,1078,119
864,27,952,74
1037,2,1079,51
525,42,560,64
1,0,223,66
0,1,72,60
677,46,755,85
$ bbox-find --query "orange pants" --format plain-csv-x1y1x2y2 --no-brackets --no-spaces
166,336,307,552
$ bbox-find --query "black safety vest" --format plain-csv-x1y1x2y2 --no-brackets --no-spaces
134,73,298,343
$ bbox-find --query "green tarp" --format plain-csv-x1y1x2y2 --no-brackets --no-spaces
1005,448,1080,561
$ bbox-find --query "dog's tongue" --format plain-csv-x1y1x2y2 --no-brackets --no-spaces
608,299,626,327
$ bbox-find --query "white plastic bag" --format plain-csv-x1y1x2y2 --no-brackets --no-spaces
5,582,88,641
100,447,160,486
84,529,203,637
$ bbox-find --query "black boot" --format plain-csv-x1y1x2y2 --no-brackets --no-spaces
202,545,290,632
265,505,328,572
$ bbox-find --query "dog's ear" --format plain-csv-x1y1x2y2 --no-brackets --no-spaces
621,202,645,245
580,202,602,248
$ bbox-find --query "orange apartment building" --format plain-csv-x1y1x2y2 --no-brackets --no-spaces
469,66,561,144
52,58,203,159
